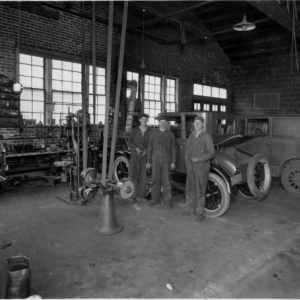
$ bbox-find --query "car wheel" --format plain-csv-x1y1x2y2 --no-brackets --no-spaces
236,182,260,201
205,173,230,218
246,154,271,199
281,162,300,196
113,156,130,181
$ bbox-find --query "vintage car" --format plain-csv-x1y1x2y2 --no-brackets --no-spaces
113,112,272,217
237,115,300,197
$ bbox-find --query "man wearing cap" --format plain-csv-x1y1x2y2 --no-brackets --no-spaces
146,115,176,208
181,115,214,222
128,113,152,203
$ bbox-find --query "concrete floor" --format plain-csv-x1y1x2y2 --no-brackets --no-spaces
0,177,300,299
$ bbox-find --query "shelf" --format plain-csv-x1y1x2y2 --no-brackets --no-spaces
6,151,68,158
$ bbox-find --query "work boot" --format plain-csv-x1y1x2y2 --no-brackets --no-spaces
162,201,173,209
195,214,204,222
128,198,136,203
181,210,196,216
136,196,147,203
146,200,160,206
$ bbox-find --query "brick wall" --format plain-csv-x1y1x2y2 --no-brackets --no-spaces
0,1,231,138
232,54,300,115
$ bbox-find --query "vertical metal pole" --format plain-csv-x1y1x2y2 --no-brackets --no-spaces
92,1,97,168
108,1,128,181
82,2,88,170
102,1,114,186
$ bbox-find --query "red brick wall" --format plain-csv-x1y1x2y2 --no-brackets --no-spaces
232,55,300,115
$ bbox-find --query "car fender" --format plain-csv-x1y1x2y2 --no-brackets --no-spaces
115,150,131,161
210,163,236,195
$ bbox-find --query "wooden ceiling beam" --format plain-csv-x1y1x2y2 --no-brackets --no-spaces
228,44,295,58
248,0,300,38
127,1,215,31
130,1,208,45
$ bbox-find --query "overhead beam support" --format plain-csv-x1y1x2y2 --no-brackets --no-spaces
248,0,300,38
128,1,215,31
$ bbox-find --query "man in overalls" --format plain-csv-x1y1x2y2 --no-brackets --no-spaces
182,116,214,221
146,115,176,208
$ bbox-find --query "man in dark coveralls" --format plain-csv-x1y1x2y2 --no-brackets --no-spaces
146,115,176,208
181,115,214,222
128,113,152,203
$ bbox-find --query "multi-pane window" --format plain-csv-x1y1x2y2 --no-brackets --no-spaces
165,78,176,112
19,53,107,126
212,104,218,111
193,83,227,99
203,104,210,111
126,71,139,98
194,103,201,111
144,75,161,124
19,54,44,123
220,105,226,112
52,60,82,125
89,66,106,124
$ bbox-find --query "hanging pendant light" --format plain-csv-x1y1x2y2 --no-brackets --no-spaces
233,2,256,32
202,36,207,84
140,9,146,70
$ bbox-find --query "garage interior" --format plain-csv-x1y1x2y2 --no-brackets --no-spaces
1,0,300,298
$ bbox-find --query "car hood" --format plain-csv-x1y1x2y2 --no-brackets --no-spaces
214,134,258,147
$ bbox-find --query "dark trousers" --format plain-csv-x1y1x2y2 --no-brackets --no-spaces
186,160,209,216
130,152,147,199
151,151,172,204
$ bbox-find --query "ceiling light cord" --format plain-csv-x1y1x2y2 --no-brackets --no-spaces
292,0,298,70
203,36,207,84
140,9,146,69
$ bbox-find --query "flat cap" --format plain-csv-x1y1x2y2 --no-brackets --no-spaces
194,115,205,123
139,113,149,119
157,114,168,121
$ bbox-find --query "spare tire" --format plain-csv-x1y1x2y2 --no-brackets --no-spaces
246,154,272,199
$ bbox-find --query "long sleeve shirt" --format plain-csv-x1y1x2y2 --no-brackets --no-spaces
147,129,176,164
185,130,215,163
129,126,152,153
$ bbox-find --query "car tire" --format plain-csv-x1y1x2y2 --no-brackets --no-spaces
246,154,272,199
281,162,300,196
236,183,260,201
113,156,130,181
205,173,230,218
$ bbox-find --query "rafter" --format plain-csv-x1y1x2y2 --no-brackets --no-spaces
248,0,300,38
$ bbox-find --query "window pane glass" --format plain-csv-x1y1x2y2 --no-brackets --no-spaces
34,101,44,112
33,90,44,101
20,64,31,77
22,89,32,100
32,66,43,78
33,78,43,89
53,69,62,80
220,88,227,99
73,72,81,82
193,84,202,96
20,76,31,88
212,87,219,98
20,101,32,112
63,61,72,70
53,60,62,68
20,54,31,64
32,56,43,66
203,85,211,97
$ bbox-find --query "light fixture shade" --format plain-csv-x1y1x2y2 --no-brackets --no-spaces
233,15,256,31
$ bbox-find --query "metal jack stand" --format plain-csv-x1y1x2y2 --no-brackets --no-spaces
80,168,134,235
